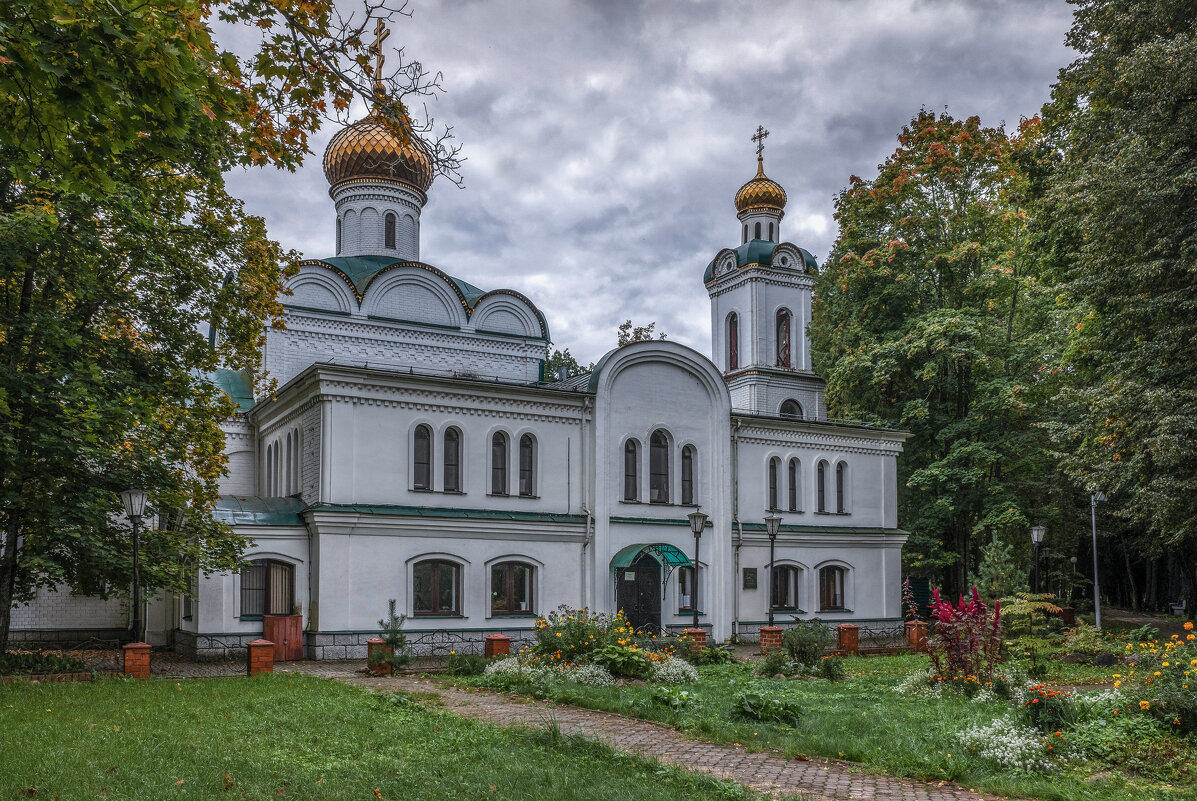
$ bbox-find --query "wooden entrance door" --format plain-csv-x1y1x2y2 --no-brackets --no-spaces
615,552,661,632
263,615,303,661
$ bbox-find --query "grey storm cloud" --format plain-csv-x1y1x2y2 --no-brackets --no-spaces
220,0,1075,365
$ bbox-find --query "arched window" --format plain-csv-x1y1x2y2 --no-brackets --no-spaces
776,309,791,368
292,428,301,495
384,212,397,250
240,558,294,619
743,224,748,244
754,221,762,239
768,222,774,241
413,424,432,490
490,432,508,495
779,399,802,419
264,443,273,496
623,439,639,501
519,434,535,497
649,430,670,504
491,561,534,615
836,462,847,513
443,428,461,493
272,441,281,495
771,565,800,611
727,313,739,371
681,445,695,505
820,566,846,611
768,456,780,511
336,217,342,254
413,559,460,616
817,460,828,513
787,458,799,512
285,433,292,495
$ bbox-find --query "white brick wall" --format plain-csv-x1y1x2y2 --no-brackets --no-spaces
10,584,127,629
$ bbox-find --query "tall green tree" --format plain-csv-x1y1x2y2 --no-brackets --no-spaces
1043,0,1197,614
0,0,458,649
810,111,1068,594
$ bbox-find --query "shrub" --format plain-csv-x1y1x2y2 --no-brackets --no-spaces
782,619,833,665
370,599,412,670
755,648,794,677
652,685,698,710
816,654,846,681
0,651,86,675
1018,684,1079,732
735,689,802,725
650,655,699,684
530,605,617,660
444,652,487,676
687,644,735,665
927,586,1002,684
1114,627,1196,734
591,644,652,679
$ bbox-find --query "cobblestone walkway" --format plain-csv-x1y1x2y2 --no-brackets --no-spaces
280,661,1005,801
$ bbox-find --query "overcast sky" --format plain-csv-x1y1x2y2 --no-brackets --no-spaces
222,0,1076,367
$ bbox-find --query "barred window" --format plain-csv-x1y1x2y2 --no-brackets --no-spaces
240,559,294,619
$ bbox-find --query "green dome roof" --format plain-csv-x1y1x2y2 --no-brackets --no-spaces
703,240,817,284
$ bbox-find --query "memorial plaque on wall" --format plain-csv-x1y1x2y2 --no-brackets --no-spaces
742,567,758,589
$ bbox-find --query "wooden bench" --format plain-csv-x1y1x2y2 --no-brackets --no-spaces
1169,599,1187,616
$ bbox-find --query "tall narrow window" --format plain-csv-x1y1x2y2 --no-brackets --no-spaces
240,559,294,619
817,460,828,513
443,428,461,492
836,462,846,513
681,445,695,505
491,562,534,615
772,565,800,611
787,458,799,512
649,430,670,503
384,212,397,249
776,309,792,368
727,313,739,371
768,457,780,511
623,439,639,501
264,443,273,496
678,566,695,611
768,222,774,241
413,559,460,616
743,224,748,244
336,217,342,254
413,425,432,490
519,434,535,496
820,566,846,610
754,222,762,239
780,399,802,419
285,433,292,495
491,432,508,495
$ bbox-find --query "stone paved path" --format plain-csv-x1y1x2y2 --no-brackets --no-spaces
280,661,1008,801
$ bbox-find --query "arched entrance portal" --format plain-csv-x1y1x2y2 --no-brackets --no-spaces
611,543,692,632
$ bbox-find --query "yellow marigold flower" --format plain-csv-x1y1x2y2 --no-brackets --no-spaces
1114,680,1121,688
1185,621,1193,631
1140,701,1151,710
1163,662,1170,667
1188,634,1195,641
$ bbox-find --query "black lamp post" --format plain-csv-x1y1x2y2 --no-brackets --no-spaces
764,513,782,626
1030,524,1045,594
120,488,148,643
687,508,709,630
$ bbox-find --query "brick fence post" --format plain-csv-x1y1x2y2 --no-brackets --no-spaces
836,623,859,656
683,628,707,654
484,633,511,658
759,625,783,654
905,620,927,652
247,639,274,676
122,642,151,679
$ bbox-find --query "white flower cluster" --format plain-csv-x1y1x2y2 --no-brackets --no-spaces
482,656,615,687
957,718,1056,773
650,656,700,685
893,666,943,697
561,663,616,687
483,656,535,679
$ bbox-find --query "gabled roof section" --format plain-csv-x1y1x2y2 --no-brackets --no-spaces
703,240,818,283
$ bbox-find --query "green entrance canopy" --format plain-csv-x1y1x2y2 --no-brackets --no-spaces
610,543,692,570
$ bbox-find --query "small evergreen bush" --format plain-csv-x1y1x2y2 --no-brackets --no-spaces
370,599,412,671
781,619,833,665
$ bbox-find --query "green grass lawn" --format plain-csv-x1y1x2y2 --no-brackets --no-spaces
460,657,1196,801
0,674,766,801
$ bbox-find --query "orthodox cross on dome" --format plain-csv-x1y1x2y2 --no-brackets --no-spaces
369,19,391,94
752,125,770,159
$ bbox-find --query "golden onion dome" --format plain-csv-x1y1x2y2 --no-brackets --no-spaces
734,156,787,215
322,111,434,193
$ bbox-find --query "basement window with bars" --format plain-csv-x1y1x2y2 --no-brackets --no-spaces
240,559,295,620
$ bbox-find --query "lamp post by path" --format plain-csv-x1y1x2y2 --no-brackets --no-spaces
1030,525,1046,594
120,489,148,643
764,513,781,627
687,509,709,630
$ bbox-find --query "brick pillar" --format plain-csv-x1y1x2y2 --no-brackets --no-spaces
367,638,393,674
122,642,151,679
484,633,511,658
759,626,783,653
683,628,707,654
836,623,859,656
247,639,274,676
905,620,927,652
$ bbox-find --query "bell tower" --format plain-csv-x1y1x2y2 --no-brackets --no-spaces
704,128,826,420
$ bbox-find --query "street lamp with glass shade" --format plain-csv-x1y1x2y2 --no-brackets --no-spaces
120,489,148,644
763,513,782,626
686,509,709,630
1030,525,1046,594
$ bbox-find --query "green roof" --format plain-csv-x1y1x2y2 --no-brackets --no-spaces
313,255,485,301
610,542,692,569
210,368,255,412
214,496,305,526
702,240,818,283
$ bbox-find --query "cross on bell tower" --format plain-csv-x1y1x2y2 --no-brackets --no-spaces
752,125,769,159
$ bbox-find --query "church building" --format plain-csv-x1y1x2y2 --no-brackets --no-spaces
11,109,909,659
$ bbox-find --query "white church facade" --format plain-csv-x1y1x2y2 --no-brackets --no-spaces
12,110,909,659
